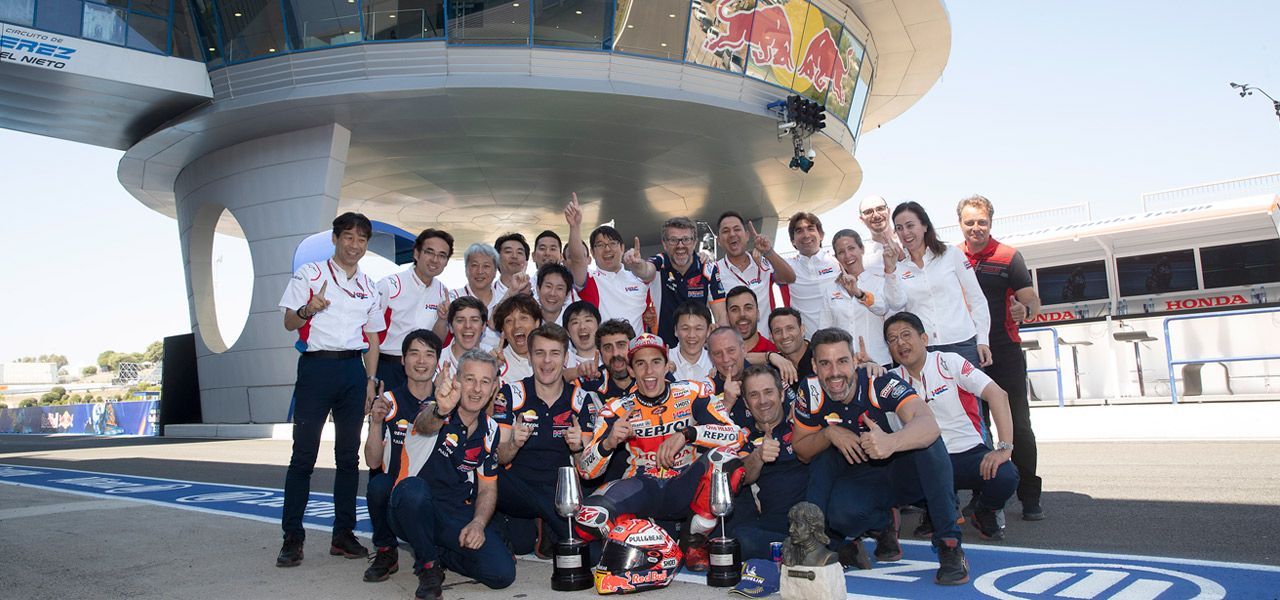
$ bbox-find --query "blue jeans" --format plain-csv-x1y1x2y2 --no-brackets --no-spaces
388,477,515,589
282,354,365,538
497,469,569,553
806,448,892,540
887,438,962,546
950,444,1019,511
366,472,397,548
730,513,790,560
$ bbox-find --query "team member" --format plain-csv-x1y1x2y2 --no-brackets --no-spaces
732,364,809,560
582,319,638,402
573,334,745,571
768,307,815,381
437,297,489,378
562,300,602,372
493,294,543,385
276,212,385,567
392,350,514,599
362,329,442,582
957,195,1044,520
626,216,718,346
670,301,714,383
532,229,564,270
449,243,507,349
376,229,453,390
792,328,969,585
563,195,651,335
818,229,900,365
707,326,754,427
886,312,1019,540
783,212,841,339
857,195,902,274
536,262,574,326
726,286,777,354
708,211,796,335
494,232,533,296
892,201,991,369
493,324,595,555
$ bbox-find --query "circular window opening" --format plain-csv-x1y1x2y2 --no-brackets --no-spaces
192,207,253,353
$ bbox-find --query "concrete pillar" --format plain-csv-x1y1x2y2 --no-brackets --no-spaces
175,124,351,424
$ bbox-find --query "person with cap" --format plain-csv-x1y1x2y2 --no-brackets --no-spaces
572,333,745,572
375,229,453,391
956,194,1045,520
276,212,386,567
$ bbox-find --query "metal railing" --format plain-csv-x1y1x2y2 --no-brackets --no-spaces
1163,307,1280,404
1021,326,1064,407
1142,172,1280,212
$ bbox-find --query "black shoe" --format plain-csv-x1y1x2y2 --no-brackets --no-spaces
871,508,902,562
1022,500,1046,521
415,561,445,600
934,539,969,586
330,530,369,559
276,534,304,568
913,509,934,538
363,546,399,582
837,538,871,570
971,508,1005,541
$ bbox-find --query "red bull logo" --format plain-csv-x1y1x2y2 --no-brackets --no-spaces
702,1,795,71
595,571,636,593
796,28,854,104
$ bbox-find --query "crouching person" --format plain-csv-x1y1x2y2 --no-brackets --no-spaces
364,348,515,599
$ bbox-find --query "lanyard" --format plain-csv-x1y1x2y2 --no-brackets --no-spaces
326,260,368,299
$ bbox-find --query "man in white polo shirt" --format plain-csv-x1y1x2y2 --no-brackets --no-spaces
782,211,840,340
858,195,903,275
276,212,386,568
708,211,796,337
563,195,652,335
375,228,453,391
885,311,1019,542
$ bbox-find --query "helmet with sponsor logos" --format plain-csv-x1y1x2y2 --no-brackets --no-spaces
593,517,682,594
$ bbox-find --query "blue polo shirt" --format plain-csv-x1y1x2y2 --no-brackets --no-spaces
494,376,595,485
648,253,715,347
416,408,500,507
741,409,808,517
793,370,919,434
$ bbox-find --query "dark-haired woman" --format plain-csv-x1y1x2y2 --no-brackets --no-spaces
890,202,991,368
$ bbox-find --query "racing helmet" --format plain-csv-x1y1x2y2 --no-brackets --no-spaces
593,518,682,594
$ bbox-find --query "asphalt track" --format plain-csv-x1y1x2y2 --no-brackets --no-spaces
2,436,1278,599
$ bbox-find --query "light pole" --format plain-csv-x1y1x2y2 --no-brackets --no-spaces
1230,82,1280,125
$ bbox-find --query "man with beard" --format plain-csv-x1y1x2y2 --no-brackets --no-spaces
731,364,809,560
708,211,796,336
577,318,638,486
573,333,745,572
375,229,453,391
782,212,841,340
493,294,543,385
493,324,596,556
791,328,969,586
624,216,719,346
362,329,442,582
768,307,814,381
437,297,489,379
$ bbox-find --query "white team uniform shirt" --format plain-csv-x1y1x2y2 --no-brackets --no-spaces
565,349,598,370
579,265,650,335
890,246,991,346
888,351,993,453
710,255,776,336
449,279,506,349
437,339,496,379
818,271,901,365
501,344,533,386
376,267,449,356
279,260,385,351
785,249,841,339
670,346,714,384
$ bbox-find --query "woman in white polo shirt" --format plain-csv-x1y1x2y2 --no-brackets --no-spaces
818,229,904,365
889,201,992,368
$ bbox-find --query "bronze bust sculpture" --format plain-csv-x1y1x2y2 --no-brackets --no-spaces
781,502,838,567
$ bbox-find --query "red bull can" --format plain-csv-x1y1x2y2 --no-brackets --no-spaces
770,541,783,563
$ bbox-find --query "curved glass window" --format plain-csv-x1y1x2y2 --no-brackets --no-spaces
36,0,85,37
364,0,446,41
217,1,287,61
532,0,609,50
448,0,530,45
83,2,128,45
686,0,752,73
284,0,361,50
0,0,36,26
613,0,686,60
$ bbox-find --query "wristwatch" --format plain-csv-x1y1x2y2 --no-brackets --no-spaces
995,441,1013,452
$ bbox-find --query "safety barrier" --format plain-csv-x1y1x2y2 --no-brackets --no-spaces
1021,326,1064,407
1163,307,1280,404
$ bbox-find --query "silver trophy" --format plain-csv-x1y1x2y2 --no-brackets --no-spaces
552,465,592,591
707,467,742,586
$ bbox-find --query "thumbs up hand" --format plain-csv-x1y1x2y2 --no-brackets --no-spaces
1010,298,1028,322
858,415,896,459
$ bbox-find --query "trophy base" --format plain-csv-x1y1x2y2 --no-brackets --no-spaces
706,537,742,587
551,539,593,591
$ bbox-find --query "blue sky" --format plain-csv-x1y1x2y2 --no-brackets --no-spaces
3,1,1279,368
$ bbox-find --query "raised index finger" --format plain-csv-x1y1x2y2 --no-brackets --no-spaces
633,237,641,252
317,280,328,297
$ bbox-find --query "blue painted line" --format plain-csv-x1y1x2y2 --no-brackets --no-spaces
2,464,1278,599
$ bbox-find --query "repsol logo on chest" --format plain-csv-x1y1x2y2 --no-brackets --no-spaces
633,421,685,437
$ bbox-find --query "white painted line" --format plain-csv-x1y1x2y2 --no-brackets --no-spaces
896,539,1280,573
0,499,133,520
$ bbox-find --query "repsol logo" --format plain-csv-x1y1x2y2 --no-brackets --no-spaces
1165,294,1248,311
633,421,686,437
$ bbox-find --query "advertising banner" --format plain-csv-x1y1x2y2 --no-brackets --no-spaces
0,400,159,436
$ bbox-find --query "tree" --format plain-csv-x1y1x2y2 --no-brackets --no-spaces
97,350,118,371
20,399,38,408
144,340,164,363
82,366,98,377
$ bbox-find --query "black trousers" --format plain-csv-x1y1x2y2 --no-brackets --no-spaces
982,342,1042,503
